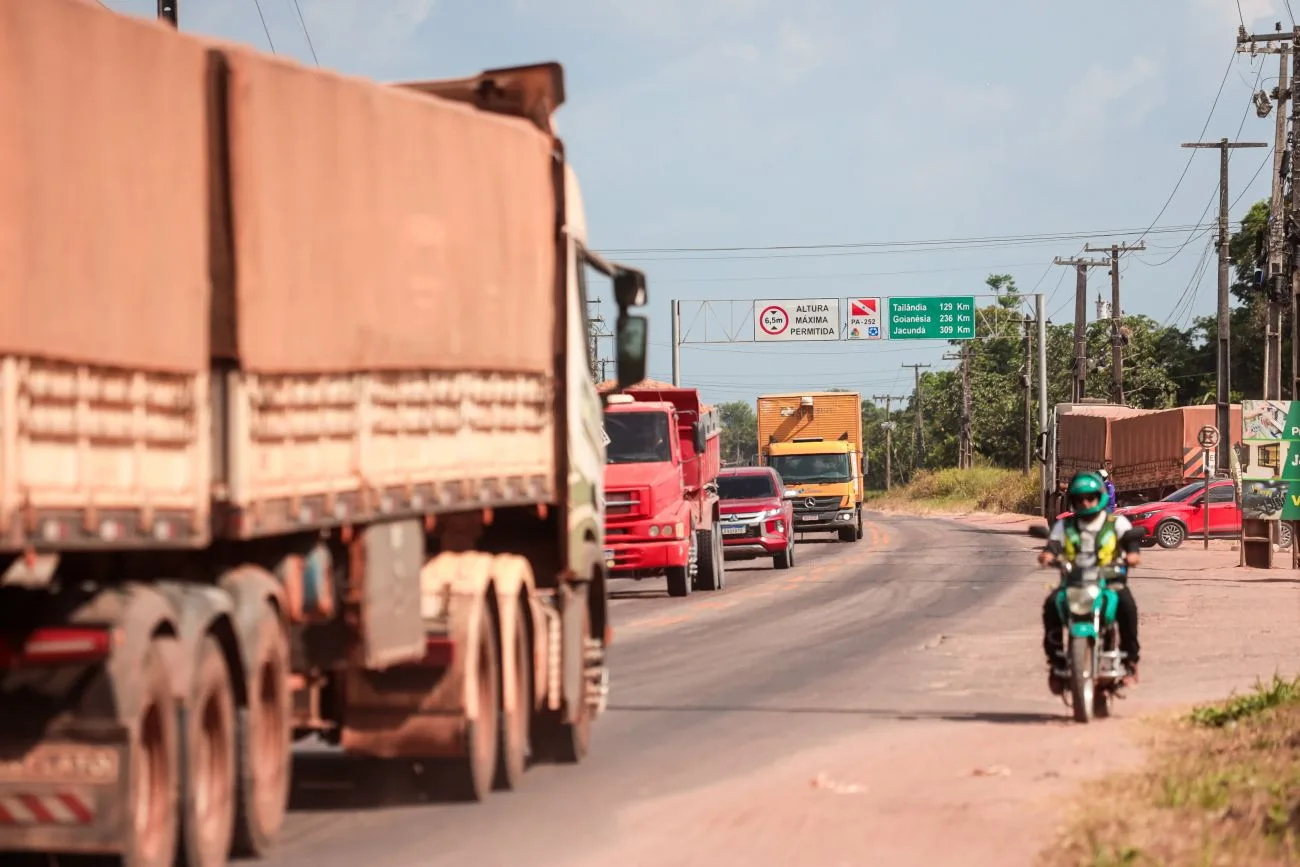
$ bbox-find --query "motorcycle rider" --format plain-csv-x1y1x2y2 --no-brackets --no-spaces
1098,468,1117,513
1037,471,1142,693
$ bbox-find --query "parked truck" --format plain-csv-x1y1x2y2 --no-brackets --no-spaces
756,392,865,542
598,381,724,597
1041,401,1150,516
1110,405,1242,502
0,4,648,866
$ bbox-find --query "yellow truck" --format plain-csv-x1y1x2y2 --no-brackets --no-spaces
756,392,865,542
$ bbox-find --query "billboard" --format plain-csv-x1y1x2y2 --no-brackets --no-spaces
1239,400,1297,520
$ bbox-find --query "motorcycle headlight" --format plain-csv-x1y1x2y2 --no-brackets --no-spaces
1065,585,1101,616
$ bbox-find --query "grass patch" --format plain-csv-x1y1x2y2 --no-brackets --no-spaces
1042,674,1300,867
868,466,1039,515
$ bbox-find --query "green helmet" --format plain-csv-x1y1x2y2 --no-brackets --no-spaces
1067,471,1109,517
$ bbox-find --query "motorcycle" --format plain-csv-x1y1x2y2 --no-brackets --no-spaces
1046,541,1135,722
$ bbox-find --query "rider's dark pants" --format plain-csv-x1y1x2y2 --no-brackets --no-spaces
1042,584,1140,665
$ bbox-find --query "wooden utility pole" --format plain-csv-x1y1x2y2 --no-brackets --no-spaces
873,394,906,490
1023,314,1034,475
1183,138,1268,469
901,363,931,472
1053,256,1109,402
942,349,973,469
1238,30,1293,398
1083,242,1146,402
157,0,177,25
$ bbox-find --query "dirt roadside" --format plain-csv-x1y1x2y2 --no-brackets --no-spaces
567,512,1300,867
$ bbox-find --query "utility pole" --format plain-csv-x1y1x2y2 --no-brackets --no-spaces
670,300,682,386
1023,314,1034,475
902,363,931,472
157,0,177,25
942,349,973,469
1183,137,1268,469
1239,25,1300,401
1083,242,1146,403
586,298,612,382
873,395,906,490
1053,256,1110,402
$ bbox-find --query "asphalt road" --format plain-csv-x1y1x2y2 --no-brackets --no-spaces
258,513,1032,867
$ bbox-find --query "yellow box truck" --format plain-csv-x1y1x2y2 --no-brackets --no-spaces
756,392,864,542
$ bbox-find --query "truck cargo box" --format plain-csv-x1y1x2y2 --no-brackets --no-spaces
1110,405,1242,494
0,2,212,549
1056,405,1150,481
756,392,863,453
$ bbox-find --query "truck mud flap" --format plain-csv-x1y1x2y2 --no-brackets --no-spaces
0,739,129,855
356,519,427,671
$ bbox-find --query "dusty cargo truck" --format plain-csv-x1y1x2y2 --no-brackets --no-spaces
598,381,724,597
1110,405,1242,502
0,3,648,866
1041,401,1149,516
756,392,864,542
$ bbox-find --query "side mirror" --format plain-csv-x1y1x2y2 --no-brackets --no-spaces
1028,524,1050,539
615,315,648,388
613,268,647,310
693,421,707,453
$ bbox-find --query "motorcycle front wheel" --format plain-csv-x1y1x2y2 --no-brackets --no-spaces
1069,636,1094,723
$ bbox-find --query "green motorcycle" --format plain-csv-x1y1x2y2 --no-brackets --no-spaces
1047,543,1134,723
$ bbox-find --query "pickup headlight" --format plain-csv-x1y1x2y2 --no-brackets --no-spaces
760,508,783,520
1065,585,1101,616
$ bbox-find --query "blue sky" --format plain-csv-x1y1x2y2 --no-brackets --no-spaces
109,0,1291,406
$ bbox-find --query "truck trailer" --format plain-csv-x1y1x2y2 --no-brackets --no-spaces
0,3,648,866
598,381,724,598
1041,401,1150,516
1110,405,1243,502
756,392,864,542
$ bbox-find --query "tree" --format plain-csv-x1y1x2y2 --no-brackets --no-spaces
717,400,758,466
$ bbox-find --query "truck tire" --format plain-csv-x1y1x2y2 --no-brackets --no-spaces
694,528,724,591
126,638,181,867
838,523,856,543
180,636,237,867
493,602,530,792
1154,520,1186,549
855,507,864,540
665,527,695,598
232,609,290,857
453,602,500,801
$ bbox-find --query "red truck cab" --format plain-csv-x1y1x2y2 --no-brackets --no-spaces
717,467,797,569
601,383,724,597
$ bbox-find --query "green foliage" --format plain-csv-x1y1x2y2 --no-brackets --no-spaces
1189,674,1300,729
873,466,1040,513
717,400,758,466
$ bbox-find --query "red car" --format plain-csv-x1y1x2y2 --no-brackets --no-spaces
1052,479,1294,550
717,467,797,569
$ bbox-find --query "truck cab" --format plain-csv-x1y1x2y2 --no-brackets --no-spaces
600,383,724,597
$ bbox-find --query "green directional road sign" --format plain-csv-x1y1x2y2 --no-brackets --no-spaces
887,296,976,340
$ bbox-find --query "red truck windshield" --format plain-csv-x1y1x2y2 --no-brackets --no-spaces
604,412,672,464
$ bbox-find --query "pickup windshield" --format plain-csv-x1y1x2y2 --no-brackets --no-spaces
718,474,776,500
770,453,851,484
1163,481,1213,503
604,412,672,464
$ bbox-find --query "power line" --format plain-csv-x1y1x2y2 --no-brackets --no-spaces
596,222,1217,259
288,0,319,65
250,0,276,53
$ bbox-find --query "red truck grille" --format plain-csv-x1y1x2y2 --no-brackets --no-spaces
605,489,647,518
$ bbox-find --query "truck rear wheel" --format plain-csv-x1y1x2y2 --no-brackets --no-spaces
180,636,237,867
453,602,500,801
127,639,180,867
693,528,724,592
232,609,290,857
493,601,530,792
855,508,864,540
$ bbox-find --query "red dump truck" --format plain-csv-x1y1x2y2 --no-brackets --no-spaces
0,4,649,865
599,381,724,597
1111,405,1242,502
